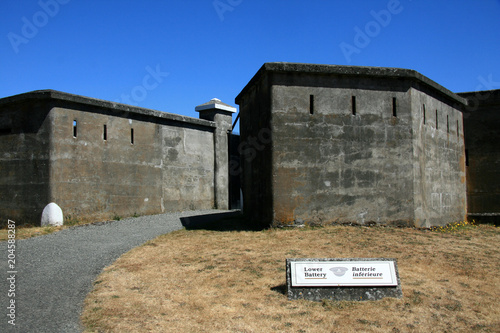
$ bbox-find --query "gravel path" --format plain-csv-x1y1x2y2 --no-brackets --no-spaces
0,209,238,333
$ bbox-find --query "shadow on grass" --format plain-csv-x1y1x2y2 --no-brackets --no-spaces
271,284,288,296
181,210,266,231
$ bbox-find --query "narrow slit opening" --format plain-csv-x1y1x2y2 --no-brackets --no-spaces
392,97,397,117
131,128,134,145
103,124,107,141
351,96,356,116
423,104,426,124
309,95,314,115
73,120,77,138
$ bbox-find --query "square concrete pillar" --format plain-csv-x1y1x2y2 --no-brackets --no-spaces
196,98,236,209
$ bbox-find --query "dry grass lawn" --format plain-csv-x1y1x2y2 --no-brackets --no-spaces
82,222,499,332
0,224,67,241
0,217,119,241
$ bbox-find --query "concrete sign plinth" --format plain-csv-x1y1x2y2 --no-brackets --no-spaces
287,258,403,302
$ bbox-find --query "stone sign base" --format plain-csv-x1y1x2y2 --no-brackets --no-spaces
286,258,403,302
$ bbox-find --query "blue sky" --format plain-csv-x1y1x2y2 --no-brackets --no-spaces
1,0,499,129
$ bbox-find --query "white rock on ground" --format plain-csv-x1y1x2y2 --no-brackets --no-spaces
41,203,64,226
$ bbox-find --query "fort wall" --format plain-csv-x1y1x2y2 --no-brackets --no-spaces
410,87,466,227
0,90,231,225
236,63,467,228
269,77,414,226
458,89,500,224
1,64,495,228
0,99,52,223
237,74,274,227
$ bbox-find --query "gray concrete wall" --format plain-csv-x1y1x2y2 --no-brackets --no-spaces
228,133,242,209
0,90,228,225
458,89,500,223
160,124,215,212
50,105,164,221
270,75,415,227
236,63,468,228
0,99,52,226
237,74,274,229
197,109,234,210
411,87,467,227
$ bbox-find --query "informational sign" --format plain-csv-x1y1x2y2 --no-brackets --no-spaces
290,260,398,287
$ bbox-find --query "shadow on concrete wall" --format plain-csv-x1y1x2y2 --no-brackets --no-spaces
467,214,500,226
180,210,265,231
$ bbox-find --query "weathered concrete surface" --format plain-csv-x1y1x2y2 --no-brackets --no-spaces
196,98,236,210
0,98,51,226
411,86,467,227
0,90,235,225
236,73,274,229
229,133,242,209
160,125,215,211
50,105,164,222
236,63,467,228
458,89,500,224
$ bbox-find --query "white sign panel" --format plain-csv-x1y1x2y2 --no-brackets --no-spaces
290,260,398,287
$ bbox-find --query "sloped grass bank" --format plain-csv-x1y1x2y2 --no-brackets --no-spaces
82,224,499,332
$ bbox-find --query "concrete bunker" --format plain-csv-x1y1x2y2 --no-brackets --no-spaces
0,90,236,225
0,64,498,228
235,62,469,228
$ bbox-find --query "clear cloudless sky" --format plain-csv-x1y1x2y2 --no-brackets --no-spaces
1,0,499,132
